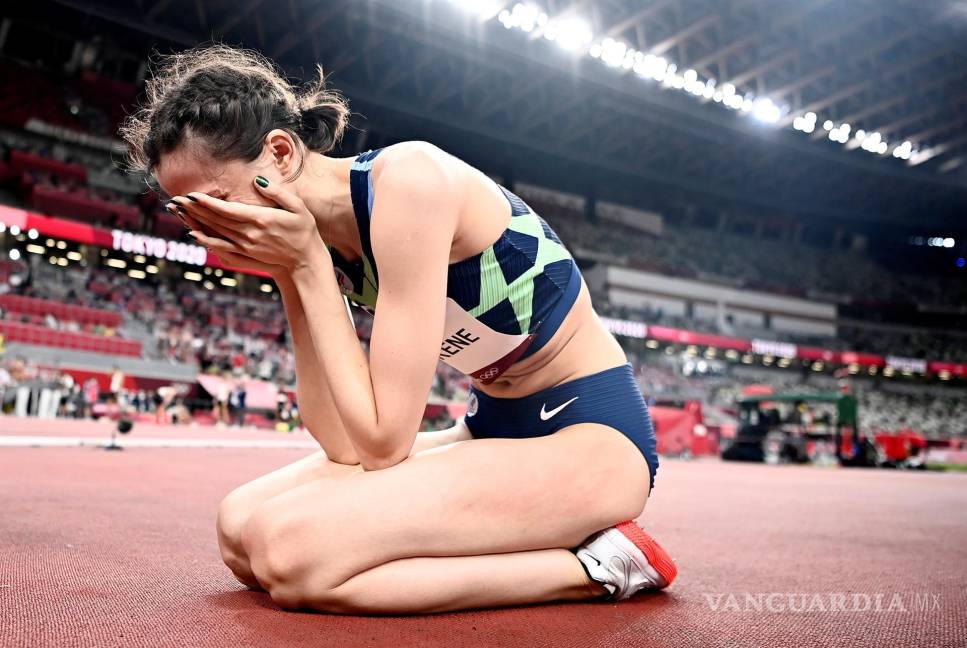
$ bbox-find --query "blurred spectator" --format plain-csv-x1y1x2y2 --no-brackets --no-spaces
229,379,247,428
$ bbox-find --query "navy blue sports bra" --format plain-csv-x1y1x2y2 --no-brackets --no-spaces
330,147,582,383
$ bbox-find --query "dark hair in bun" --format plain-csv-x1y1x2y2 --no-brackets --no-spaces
121,43,351,182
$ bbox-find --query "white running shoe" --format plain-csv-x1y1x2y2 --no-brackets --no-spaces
575,520,678,600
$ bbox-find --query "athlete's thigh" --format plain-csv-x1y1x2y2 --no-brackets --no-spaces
245,423,650,591
218,450,363,535
219,423,470,530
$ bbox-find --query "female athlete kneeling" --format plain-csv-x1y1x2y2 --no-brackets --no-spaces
121,44,677,615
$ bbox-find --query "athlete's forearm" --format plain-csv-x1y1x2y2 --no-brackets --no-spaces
275,272,360,465
407,423,473,457
290,247,408,469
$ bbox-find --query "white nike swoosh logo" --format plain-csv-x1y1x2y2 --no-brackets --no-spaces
540,396,579,421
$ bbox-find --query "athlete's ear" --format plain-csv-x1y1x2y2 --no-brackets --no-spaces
263,129,298,177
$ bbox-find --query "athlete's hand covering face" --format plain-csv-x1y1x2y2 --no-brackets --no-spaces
173,176,325,272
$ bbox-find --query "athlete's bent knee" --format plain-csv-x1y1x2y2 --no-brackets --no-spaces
216,491,250,556
216,493,263,588
241,507,309,605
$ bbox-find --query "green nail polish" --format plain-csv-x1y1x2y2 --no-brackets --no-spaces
255,176,269,188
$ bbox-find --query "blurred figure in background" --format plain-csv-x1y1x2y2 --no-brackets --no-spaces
107,365,125,421
0,359,11,414
82,376,100,419
56,371,75,418
214,373,231,428
229,378,247,428
169,383,192,425
153,386,170,424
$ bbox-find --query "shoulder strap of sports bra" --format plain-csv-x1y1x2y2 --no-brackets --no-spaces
349,148,384,284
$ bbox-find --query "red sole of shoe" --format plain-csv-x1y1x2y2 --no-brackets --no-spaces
614,520,678,587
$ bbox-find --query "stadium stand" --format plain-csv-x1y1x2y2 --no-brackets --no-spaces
0,56,963,442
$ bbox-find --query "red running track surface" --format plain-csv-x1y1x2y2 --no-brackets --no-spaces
2,445,966,647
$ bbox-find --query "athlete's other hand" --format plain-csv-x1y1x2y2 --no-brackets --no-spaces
173,176,325,272
170,205,286,278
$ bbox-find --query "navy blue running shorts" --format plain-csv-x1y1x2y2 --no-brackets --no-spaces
463,363,659,490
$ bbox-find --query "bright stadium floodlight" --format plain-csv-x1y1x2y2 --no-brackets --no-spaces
892,140,914,160
944,238,955,248
546,16,593,51
453,0,502,20
752,97,781,123
829,126,849,143
600,37,628,67
908,147,934,165
622,50,636,69
465,2,930,168
8,248,20,261
505,3,543,33
861,131,882,152
793,110,816,133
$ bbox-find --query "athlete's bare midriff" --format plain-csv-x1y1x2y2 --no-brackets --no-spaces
438,151,628,399
364,142,630,400
473,280,628,399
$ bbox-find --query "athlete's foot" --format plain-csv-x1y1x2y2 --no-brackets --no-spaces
575,520,678,601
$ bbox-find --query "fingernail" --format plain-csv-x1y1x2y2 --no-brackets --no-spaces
177,206,188,215
187,232,198,240
255,176,269,188
186,194,199,202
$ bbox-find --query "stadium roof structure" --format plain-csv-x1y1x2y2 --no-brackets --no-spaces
33,0,967,228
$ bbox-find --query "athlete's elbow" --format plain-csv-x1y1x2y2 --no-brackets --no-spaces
358,449,408,471
356,430,413,471
360,454,403,471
